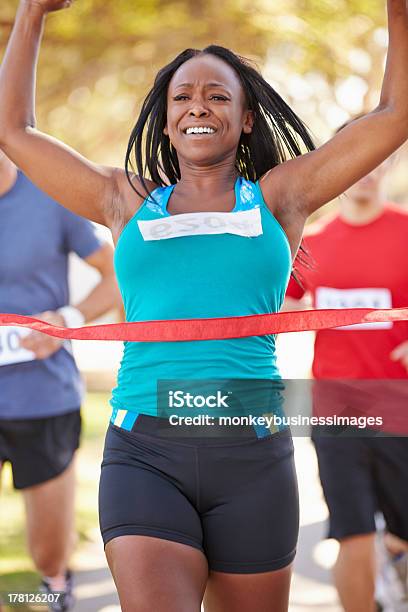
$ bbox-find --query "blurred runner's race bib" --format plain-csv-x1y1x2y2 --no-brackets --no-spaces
0,326,36,366
315,287,393,330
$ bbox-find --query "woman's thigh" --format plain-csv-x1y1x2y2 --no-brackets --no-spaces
203,564,293,612
100,425,208,609
106,535,208,612
201,439,299,574
200,435,298,612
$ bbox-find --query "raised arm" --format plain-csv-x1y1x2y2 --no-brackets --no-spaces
0,0,125,226
262,0,408,217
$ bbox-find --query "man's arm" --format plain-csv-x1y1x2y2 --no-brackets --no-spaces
20,242,122,358
71,243,121,323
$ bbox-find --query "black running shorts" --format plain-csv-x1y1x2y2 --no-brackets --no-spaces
99,417,299,574
0,410,81,489
312,430,408,542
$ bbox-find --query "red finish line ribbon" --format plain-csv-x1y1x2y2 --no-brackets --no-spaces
1,307,408,342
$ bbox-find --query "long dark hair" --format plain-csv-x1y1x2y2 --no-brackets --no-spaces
125,45,315,195
125,45,315,285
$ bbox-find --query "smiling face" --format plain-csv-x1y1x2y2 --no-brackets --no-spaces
164,53,254,167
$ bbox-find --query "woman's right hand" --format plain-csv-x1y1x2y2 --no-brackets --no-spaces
22,0,74,13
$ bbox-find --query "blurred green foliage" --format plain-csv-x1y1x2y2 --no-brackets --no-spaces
0,0,386,162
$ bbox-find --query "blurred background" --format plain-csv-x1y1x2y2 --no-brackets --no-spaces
1,0,408,610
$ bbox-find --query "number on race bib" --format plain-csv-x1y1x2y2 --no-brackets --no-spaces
0,327,36,366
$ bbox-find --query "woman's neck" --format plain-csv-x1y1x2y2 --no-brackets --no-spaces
176,160,237,197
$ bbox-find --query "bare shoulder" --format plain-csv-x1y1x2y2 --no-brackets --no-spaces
107,169,158,242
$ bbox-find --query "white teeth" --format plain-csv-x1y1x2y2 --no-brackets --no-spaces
185,127,215,135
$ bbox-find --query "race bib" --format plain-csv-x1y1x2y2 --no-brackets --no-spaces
138,208,263,241
315,287,393,330
0,326,36,366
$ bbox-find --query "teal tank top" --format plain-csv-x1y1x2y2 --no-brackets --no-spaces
110,176,291,418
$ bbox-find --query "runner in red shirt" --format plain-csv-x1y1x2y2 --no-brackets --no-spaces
287,194,408,381
285,152,408,611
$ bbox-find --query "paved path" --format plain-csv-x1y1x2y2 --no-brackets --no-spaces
71,438,342,611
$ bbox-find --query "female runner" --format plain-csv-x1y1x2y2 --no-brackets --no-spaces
0,1,407,610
